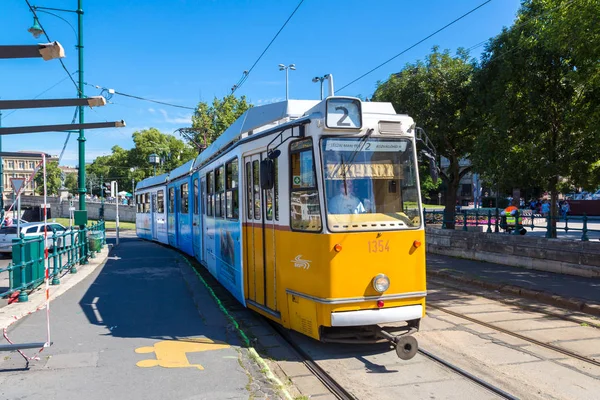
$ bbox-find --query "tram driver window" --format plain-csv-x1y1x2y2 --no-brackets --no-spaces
289,138,322,232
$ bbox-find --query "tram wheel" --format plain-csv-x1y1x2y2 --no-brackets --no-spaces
395,335,418,360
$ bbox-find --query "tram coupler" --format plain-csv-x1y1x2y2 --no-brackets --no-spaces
379,328,419,360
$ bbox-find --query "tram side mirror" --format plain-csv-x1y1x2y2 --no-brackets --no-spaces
260,159,275,190
430,160,439,185
268,149,281,159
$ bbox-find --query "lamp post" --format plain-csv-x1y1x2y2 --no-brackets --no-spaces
312,75,329,100
130,167,135,206
278,64,296,100
28,0,86,222
149,153,160,176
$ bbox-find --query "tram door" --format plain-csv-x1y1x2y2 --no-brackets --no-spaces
244,153,279,317
151,193,158,240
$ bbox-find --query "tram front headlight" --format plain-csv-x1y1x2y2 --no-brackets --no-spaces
372,274,390,293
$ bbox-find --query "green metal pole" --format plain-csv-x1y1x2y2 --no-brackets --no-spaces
0,110,3,221
77,0,85,216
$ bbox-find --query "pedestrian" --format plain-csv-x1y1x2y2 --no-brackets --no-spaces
561,200,570,219
3,215,13,227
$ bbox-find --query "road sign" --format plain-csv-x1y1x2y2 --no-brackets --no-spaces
69,207,75,211
10,178,26,193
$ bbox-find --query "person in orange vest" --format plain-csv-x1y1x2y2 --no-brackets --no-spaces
501,201,525,234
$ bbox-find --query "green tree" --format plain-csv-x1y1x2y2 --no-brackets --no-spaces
373,47,478,226
473,0,600,235
190,94,252,148
87,128,197,195
64,173,78,194
34,161,62,195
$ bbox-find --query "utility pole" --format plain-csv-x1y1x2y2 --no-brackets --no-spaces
76,0,86,223
0,109,3,220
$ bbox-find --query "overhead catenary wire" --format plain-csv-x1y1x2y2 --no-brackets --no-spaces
337,0,493,93
83,83,196,111
231,0,305,94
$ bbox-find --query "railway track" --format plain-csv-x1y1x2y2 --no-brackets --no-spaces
428,303,600,368
268,319,519,400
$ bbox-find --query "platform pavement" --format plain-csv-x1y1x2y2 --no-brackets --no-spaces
0,233,288,400
427,253,600,316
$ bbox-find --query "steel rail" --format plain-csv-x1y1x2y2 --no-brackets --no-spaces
418,348,519,399
429,304,600,368
267,321,358,400
428,278,600,329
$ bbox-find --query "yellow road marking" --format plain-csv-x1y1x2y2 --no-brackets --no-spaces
135,337,230,370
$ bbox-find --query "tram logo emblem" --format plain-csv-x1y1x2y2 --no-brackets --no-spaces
291,255,311,270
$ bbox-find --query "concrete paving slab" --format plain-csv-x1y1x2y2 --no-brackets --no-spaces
0,237,284,400
497,360,600,400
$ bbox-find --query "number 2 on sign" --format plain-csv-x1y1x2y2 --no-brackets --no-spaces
368,240,390,253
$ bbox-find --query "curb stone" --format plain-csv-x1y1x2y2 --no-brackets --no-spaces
427,269,600,318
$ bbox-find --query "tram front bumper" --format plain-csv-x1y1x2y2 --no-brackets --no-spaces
330,304,423,327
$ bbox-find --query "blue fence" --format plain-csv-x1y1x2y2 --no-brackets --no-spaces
424,208,600,241
1,220,105,303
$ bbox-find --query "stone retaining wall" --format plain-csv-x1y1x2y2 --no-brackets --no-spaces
15,196,136,222
426,227,600,278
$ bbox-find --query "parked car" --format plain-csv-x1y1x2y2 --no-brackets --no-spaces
592,189,600,200
0,222,78,254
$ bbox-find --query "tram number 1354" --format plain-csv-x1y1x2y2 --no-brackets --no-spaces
368,240,390,253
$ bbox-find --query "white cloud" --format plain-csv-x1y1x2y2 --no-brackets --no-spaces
157,109,192,124
255,97,285,105
148,108,156,113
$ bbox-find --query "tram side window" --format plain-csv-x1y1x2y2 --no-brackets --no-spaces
145,193,151,213
181,183,189,213
246,162,253,220
290,138,322,232
215,166,225,218
157,190,164,213
225,158,239,219
253,160,260,220
193,179,199,215
168,187,175,213
206,171,214,217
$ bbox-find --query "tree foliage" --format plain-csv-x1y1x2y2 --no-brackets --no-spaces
87,128,197,196
34,161,62,195
373,47,479,222
190,94,252,148
472,0,600,234
64,173,78,195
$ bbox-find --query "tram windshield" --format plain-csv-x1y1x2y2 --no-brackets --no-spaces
321,137,421,232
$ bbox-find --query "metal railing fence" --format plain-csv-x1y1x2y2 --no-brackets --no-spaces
424,208,600,241
1,220,106,302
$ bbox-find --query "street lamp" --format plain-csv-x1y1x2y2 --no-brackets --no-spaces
312,75,332,100
149,153,160,176
28,1,87,225
130,167,135,205
278,63,296,100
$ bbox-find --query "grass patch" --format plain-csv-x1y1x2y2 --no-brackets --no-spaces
52,217,136,230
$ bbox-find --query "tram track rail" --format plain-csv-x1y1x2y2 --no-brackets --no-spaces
268,318,519,400
266,320,358,400
418,348,518,400
428,278,600,329
428,303,600,368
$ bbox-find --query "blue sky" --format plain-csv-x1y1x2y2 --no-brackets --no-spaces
1,0,521,166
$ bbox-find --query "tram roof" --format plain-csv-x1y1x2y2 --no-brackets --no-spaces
194,99,319,168
136,173,169,190
168,158,195,181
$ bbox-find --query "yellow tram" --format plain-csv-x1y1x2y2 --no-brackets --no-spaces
136,89,432,359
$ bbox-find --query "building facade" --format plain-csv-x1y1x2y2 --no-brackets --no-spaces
1,151,56,199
